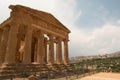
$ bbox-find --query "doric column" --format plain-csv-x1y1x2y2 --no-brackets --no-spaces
64,39,69,64
34,41,37,62
5,23,19,64
0,26,9,65
44,37,47,64
0,29,3,65
48,35,54,65
37,31,45,64
0,29,3,48
23,26,33,64
56,37,62,64
16,29,22,63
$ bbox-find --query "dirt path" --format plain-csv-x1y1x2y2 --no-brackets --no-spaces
78,72,120,80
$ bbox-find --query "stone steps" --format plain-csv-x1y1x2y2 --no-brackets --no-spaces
0,63,75,78
0,64,50,78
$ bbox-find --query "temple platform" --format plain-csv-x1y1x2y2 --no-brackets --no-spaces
0,63,74,79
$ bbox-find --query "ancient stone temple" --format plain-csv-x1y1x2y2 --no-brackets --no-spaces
0,5,72,78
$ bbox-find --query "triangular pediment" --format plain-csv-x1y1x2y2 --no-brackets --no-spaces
9,5,71,33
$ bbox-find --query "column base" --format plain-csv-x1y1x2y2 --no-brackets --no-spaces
64,63,69,65
1,63,16,67
56,63,62,65
32,62,40,64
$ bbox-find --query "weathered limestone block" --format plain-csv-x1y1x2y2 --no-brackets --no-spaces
0,4,70,68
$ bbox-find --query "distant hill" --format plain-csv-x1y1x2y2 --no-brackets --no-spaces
104,51,120,57
70,51,120,63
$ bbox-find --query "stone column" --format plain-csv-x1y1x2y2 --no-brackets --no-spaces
23,26,33,64
37,31,45,64
48,35,54,65
0,29,3,64
56,38,62,64
64,40,69,64
34,41,37,62
0,26,9,65
16,30,22,63
44,38,47,64
31,38,36,62
4,24,19,64
0,29,3,48
0,29,3,65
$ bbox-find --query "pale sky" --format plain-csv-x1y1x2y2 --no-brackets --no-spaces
0,0,120,57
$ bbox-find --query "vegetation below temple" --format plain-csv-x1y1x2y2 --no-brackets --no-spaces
71,57,120,73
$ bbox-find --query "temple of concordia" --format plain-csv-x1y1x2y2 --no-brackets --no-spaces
0,5,73,78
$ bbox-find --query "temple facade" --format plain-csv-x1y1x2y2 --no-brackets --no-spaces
0,5,70,67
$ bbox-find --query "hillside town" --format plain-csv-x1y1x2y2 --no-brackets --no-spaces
70,51,120,63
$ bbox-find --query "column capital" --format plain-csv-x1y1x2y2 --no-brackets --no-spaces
63,39,69,42
47,34,54,38
56,37,63,42
44,37,48,40
56,37,63,40
37,30,44,34
36,30,44,38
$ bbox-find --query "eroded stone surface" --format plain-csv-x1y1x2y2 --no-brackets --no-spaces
0,5,71,78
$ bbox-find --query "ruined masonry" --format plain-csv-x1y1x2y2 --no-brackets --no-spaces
0,5,72,78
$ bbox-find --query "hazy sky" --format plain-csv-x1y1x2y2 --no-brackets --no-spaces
0,0,120,57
